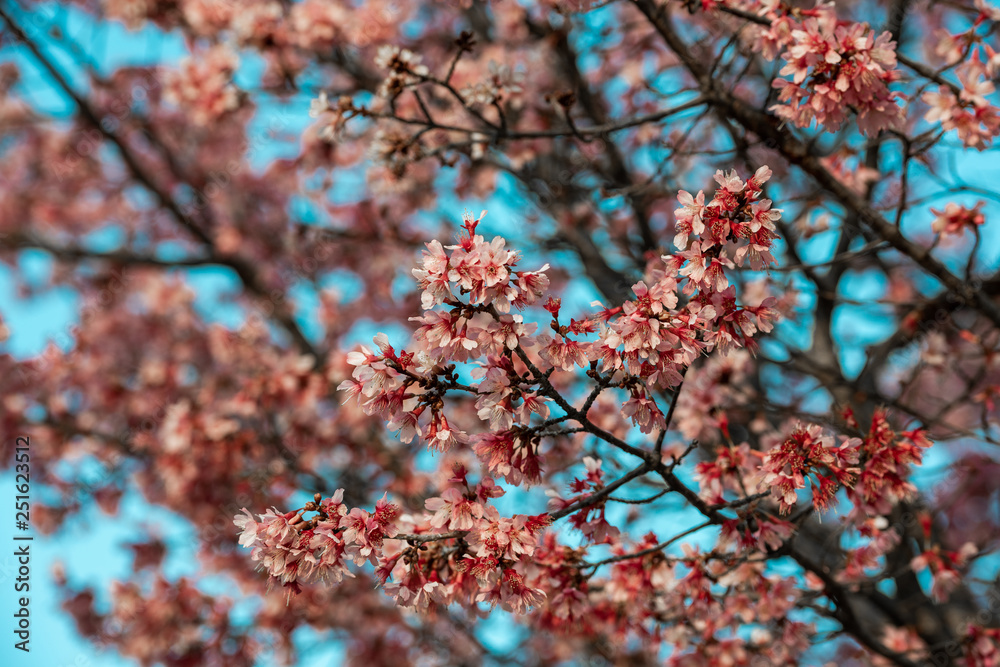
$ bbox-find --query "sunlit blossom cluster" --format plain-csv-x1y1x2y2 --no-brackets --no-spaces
337,170,779,483
777,32,902,133
234,489,399,594
740,3,905,134
235,464,553,612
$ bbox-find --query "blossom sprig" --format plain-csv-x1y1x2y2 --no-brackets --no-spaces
769,17,904,135
265,177,787,609
377,503,551,613
233,489,399,595
930,201,986,237
694,442,762,506
343,172,781,463
546,456,621,544
235,468,557,613
844,408,933,519
374,45,429,99
386,508,552,612
340,174,782,492
591,167,781,423
411,209,550,316
757,424,862,515
757,410,933,518
719,0,1000,145
922,49,1000,148
702,1,905,135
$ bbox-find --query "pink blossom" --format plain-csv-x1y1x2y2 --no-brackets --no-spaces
425,487,483,530
930,201,986,236
621,390,666,434
163,45,240,126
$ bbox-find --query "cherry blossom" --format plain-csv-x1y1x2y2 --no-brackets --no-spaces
163,44,241,126
931,201,987,236
4,0,1000,664
766,14,905,134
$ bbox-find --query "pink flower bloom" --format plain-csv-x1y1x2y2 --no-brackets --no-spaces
537,334,592,371
163,45,240,126
498,568,545,613
384,573,441,610
923,61,1000,148
387,409,422,443
412,239,452,309
621,390,666,434
757,425,861,514
472,431,544,485
476,393,514,431
233,508,259,548
604,310,661,354
770,20,903,136
468,507,548,560
410,310,479,360
516,264,550,304
425,487,483,530
674,189,706,250
476,236,515,288
930,201,986,236
424,414,470,452
514,393,550,423
474,313,536,354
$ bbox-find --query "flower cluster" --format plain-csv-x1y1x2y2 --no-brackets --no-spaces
374,45,429,99
381,469,550,613
757,424,862,514
163,45,241,126
591,167,780,434
720,514,795,553
424,464,505,531
923,56,1000,149
769,17,904,135
758,410,933,518
546,457,620,543
338,211,556,482
694,442,761,505
930,201,986,236
911,542,978,602
734,2,903,135
411,210,550,315
308,91,356,142
844,408,933,519
460,60,525,106
234,489,399,594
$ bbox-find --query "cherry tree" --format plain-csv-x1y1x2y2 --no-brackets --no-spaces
1,0,999,665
